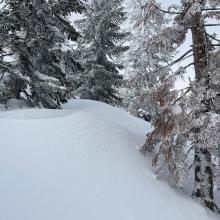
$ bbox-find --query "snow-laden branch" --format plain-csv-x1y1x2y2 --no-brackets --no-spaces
149,3,220,16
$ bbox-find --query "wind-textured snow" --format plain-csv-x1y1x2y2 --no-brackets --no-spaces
0,100,217,220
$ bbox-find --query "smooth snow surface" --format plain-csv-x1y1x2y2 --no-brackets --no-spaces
0,100,217,220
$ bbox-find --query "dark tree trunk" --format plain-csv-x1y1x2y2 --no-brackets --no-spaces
11,78,23,99
190,7,208,81
202,149,214,211
193,147,202,198
193,148,215,211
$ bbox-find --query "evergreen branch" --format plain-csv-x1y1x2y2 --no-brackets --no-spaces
54,14,80,40
161,2,215,20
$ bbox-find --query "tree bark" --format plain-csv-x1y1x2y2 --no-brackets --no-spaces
190,2,215,212
190,8,208,81
193,147,202,198
10,78,23,99
202,149,214,211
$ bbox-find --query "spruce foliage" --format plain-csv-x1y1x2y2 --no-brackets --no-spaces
76,0,129,105
0,0,84,108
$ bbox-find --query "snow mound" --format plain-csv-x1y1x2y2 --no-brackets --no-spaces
0,100,217,220
0,109,74,120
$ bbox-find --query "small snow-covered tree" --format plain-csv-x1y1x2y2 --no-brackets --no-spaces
0,0,84,109
76,0,129,105
119,0,174,117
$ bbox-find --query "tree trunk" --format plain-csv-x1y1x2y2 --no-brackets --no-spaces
193,147,202,198
190,7,208,81
202,149,214,211
190,3,214,211
10,78,23,99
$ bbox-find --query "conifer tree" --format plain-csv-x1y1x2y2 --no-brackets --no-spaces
120,0,174,116
140,0,220,212
76,0,129,105
0,0,84,108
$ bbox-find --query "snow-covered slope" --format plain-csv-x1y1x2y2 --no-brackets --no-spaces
0,100,217,220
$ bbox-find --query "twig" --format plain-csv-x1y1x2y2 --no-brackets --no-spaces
169,49,193,66
206,33,220,43
0,53,13,57
204,24,220,27
202,8,220,11
211,44,220,47
150,49,193,75
173,87,191,105
0,73,4,80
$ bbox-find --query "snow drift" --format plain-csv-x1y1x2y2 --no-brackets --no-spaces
0,100,217,220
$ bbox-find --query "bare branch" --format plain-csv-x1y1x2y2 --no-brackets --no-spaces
211,44,220,47
202,8,220,11
176,62,194,72
173,87,191,105
151,50,193,75
0,53,13,57
0,73,4,80
206,33,220,43
203,23,220,27
170,49,193,66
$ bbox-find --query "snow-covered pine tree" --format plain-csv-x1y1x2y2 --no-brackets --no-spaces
75,0,129,105
120,0,174,117
141,0,220,212
0,0,84,109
